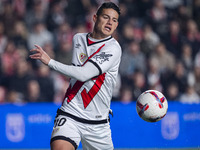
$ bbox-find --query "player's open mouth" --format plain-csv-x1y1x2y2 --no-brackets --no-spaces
105,26,111,31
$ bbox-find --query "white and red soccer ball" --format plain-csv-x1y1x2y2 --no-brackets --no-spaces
136,90,168,122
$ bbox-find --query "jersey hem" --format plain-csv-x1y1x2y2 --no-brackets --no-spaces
57,109,109,124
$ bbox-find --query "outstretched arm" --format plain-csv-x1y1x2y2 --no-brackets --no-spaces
29,45,100,82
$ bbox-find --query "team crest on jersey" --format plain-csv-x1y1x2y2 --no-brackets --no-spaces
79,53,87,62
93,52,113,64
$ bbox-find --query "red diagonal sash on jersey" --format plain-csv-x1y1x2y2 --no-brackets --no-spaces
82,44,105,66
81,73,105,108
63,44,105,108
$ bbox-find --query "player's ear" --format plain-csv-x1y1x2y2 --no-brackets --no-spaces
93,14,97,23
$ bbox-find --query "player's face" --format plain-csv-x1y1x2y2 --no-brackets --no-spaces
93,8,119,39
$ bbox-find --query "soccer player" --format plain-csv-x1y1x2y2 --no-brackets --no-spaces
30,2,121,150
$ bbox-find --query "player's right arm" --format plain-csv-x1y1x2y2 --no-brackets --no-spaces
48,59,99,82
29,44,100,82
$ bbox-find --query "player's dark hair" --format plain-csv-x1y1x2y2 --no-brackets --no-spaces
96,2,121,16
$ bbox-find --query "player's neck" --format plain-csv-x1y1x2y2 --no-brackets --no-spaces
90,32,110,40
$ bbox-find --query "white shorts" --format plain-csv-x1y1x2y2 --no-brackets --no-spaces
50,109,114,150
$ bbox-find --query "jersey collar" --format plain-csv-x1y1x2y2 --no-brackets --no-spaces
86,33,112,46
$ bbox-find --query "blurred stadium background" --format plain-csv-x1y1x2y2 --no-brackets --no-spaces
0,0,200,149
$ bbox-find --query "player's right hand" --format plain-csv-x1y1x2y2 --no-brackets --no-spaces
29,44,51,65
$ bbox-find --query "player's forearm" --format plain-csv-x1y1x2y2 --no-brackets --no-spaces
48,59,99,82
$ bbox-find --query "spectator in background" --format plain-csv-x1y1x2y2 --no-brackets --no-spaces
0,1,17,37
74,24,88,34
181,43,193,72
0,21,7,54
163,61,187,95
185,19,200,58
132,70,147,100
27,21,53,49
194,51,200,96
117,3,130,31
165,82,180,101
140,24,160,57
146,57,162,92
162,20,184,58
137,0,153,19
120,86,133,104
6,90,23,103
175,4,191,33
16,46,29,61
54,22,73,50
0,86,6,103
64,0,91,27
0,41,22,91
119,40,146,86
148,0,168,36
193,66,200,96
121,0,139,18
192,0,200,29
7,58,33,101
46,1,66,32
162,0,183,11
25,0,49,30
25,79,43,102
36,64,55,102
119,18,143,48
12,0,26,20
12,21,28,49
1,41,19,76
149,42,175,74
120,22,135,48
42,42,55,60
53,75,70,104
112,74,122,101
179,84,200,104
85,5,98,32
194,49,200,68
55,42,72,65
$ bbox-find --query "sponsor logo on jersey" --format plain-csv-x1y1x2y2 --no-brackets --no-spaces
95,115,102,118
79,53,87,62
75,43,81,49
93,52,113,64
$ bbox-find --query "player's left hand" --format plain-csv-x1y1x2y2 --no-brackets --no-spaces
29,44,51,65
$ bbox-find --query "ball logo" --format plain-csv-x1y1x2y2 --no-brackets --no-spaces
6,113,25,142
79,53,87,62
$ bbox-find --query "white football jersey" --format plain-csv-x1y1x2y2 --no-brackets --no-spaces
60,33,122,120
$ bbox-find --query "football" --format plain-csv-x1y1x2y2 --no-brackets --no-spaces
136,90,168,122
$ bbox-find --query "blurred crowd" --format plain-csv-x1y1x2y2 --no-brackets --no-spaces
0,0,200,104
